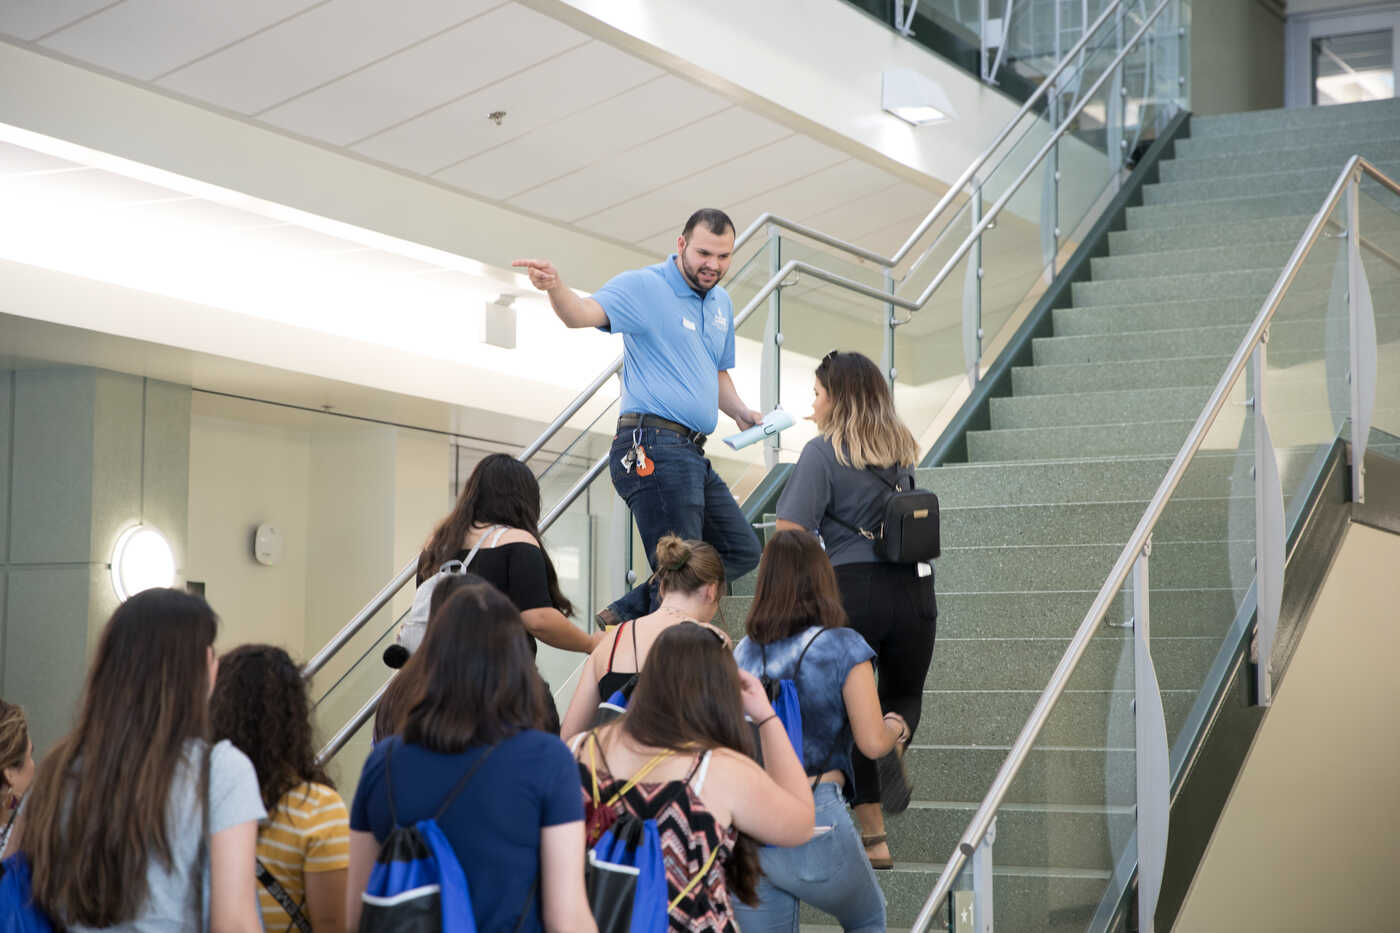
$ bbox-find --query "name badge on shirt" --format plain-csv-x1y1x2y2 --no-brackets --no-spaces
682,317,697,332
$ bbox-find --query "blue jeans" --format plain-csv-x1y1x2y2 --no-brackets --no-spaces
605,424,761,622
731,782,886,932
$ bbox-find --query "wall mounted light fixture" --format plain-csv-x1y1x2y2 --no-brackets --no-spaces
111,524,176,601
882,68,955,125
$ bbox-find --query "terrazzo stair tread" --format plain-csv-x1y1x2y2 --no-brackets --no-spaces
1051,295,1325,337
918,446,1322,505
1124,191,1344,230
1035,312,1400,365
801,865,1112,931
925,634,1221,693
935,588,1240,639
920,688,1198,747
1090,240,1303,280
1108,214,1314,255
1144,160,1400,207
1172,117,1400,160
990,385,1213,429
886,799,1133,872
1009,354,1243,395
936,540,1251,593
1188,97,1400,139
941,496,1261,546
905,745,1134,808
967,418,1197,460
1067,263,1394,308
1159,139,1400,182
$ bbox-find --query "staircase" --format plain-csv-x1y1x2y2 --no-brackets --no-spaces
723,97,1400,931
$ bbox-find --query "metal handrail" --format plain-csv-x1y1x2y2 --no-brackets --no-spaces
909,155,1400,931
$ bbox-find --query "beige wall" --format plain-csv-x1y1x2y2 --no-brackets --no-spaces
1191,0,1287,116
1174,522,1400,931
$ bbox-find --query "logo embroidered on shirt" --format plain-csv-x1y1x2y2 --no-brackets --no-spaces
714,309,727,328
682,317,697,332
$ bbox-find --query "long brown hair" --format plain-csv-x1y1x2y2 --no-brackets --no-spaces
0,700,28,796
24,588,218,927
745,530,848,644
619,624,762,905
815,351,919,469
418,453,574,616
210,645,332,813
398,583,550,752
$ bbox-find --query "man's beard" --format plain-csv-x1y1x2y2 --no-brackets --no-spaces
680,252,719,295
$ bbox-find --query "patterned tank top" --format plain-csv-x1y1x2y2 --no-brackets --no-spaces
576,735,739,932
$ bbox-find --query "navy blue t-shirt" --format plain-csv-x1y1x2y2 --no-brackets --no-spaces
351,731,584,932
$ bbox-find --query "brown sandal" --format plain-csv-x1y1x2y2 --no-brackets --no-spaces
862,832,894,871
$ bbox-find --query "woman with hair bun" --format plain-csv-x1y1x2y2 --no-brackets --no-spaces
775,350,935,870
559,536,731,740
0,700,34,854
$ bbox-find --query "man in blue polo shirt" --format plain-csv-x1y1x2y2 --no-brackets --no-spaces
514,208,763,624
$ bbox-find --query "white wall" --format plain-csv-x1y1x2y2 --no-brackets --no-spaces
1174,522,1400,930
187,412,311,658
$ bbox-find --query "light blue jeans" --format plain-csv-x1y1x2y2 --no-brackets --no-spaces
732,782,886,932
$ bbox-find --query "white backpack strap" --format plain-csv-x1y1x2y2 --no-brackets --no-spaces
459,524,503,570
489,525,510,547
689,750,714,794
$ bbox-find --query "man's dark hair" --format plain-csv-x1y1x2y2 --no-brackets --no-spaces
682,208,735,240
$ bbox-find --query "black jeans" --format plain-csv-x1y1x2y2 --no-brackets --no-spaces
605,425,762,621
836,562,938,807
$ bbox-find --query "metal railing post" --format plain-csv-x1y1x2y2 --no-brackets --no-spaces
762,229,783,470
1133,537,1169,933
1251,336,1285,707
883,269,898,389
1346,175,1377,503
948,817,995,932
963,184,984,389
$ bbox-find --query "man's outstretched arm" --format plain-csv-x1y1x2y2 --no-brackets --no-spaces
513,258,609,328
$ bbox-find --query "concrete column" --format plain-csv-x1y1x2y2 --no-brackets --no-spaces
0,367,190,750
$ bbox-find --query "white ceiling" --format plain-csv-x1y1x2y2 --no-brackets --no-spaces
0,0,940,261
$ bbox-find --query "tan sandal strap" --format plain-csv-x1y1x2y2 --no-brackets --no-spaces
861,833,887,847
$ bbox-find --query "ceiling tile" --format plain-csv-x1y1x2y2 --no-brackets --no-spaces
158,0,497,115
0,167,186,206
437,74,728,201
0,140,83,175
722,159,901,235
801,181,935,242
581,135,847,244
39,0,321,81
124,198,283,230
0,0,116,40
509,107,789,223
355,40,660,176
258,3,585,147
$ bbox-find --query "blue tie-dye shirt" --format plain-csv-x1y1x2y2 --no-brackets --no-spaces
734,626,876,799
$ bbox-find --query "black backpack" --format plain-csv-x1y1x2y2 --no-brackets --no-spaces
827,467,940,563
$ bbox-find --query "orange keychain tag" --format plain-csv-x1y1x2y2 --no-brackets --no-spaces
635,445,654,476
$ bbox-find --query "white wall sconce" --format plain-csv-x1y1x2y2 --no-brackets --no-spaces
484,294,518,349
882,68,955,125
111,524,176,600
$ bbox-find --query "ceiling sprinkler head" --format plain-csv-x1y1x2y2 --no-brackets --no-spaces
488,110,506,126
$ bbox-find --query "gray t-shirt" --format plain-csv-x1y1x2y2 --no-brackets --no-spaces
777,436,913,566
69,739,266,933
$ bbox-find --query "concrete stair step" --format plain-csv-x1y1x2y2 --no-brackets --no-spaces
1011,355,1229,394
990,385,1212,429
936,541,1251,593
906,745,1133,808
935,588,1240,639
1143,160,1400,207
1067,264,1367,307
1172,116,1400,160
1050,296,1305,336
1189,98,1400,139
967,418,1197,460
1125,190,1336,230
921,688,1198,747
1090,240,1316,281
942,496,1269,550
1159,138,1400,182
886,799,1132,872
1108,214,1313,256
928,633,1223,694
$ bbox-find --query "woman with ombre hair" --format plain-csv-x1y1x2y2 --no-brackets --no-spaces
774,350,935,870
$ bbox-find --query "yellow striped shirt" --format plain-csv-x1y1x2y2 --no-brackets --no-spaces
256,781,349,931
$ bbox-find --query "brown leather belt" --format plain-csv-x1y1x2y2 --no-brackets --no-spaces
617,413,708,449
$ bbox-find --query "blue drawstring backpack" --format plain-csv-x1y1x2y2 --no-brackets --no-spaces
362,741,533,933
0,854,56,933
757,627,831,763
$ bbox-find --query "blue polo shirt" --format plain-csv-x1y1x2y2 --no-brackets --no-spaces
593,255,736,435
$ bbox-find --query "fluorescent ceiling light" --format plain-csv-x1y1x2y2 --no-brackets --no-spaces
882,68,955,126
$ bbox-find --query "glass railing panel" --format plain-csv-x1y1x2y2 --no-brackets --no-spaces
1356,179,1400,447
309,610,400,776
319,699,383,812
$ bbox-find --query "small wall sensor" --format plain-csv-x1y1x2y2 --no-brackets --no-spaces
253,524,284,567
